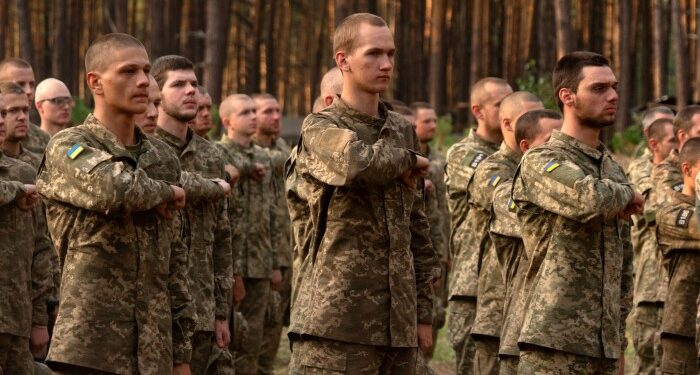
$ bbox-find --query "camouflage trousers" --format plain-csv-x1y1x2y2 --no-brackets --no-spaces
517,346,618,375
632,303,663,375
191,330,237,375
289,336,419,374
49,363,114,374
258,266,292,374
0,333,32,374
472,337,499,375
498,355,518,375
234,277,271,375
447,298,477,375
660,335,697,374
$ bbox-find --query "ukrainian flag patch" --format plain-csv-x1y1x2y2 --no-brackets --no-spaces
67,144,85,159
508,199,517,212
544,161,560,173
489,175,501,187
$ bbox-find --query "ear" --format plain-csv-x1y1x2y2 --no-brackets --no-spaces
678,130,688,146
519,139,530,153
336,51,351,73
87,71,103,96
558,88,574,108
222,117,231,130
681,161,692,176
503,118,513,132
471,104,483,121
35,101,44,116
324,95,334,107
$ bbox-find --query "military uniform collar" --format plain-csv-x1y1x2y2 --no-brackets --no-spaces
252,135,275,148
156,126,193,154
666,149,680,163
670,189,695,206
332,96,388,128
468,129,500,151
551,130,608,160
220,135,253,153
498,142,522,163
83,113,155,165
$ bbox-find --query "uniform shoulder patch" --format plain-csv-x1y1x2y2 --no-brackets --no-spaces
676,208,693,227
507,198,517,212
488,175,501,187
544,161,560,173
67,144,85,160
470,152,486,168
672,182,684,192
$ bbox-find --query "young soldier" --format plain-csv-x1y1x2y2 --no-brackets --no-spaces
190,86,213,139
319,66,343,109
0,82,41,165
632,117,678,374
512,51,642,374
468,92,543,375
0,58,50,153
134,75,161,135
34,78,74,137
252,93,293,374
217,93,281,375
446,76,512,375
37,33,193,374
492,109,562,375
152,55,234,374
288,13,438,372
655,137,700,374
0,85,53,374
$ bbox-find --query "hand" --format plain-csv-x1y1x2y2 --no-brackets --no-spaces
414,155,430,178
619,191,644,220
270,269,282,291
424,179,435,194
29,325,49,355
251,163,267,181
213,178,231,197
232,275,246,304
400,169,419,190
214,318,230,348
417,323,433,355
224,164,240,185
156,185,186,220
172,363,191,375
15,184,38,211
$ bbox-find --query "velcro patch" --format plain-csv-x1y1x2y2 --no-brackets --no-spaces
544,161,560,173
489,175,501,187
676,208,692,227
67,144,85,160
672,183,684,192
470,152,486,168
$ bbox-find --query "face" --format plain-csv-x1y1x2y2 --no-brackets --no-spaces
683,159,700,192
90,47,151,115
3,93,29,142
415,108,437,143
340,24,395,94
225,98,257,137
568,66,619,128
480,83,513,131
652,123,678,161
37,85,73,126
0,66,35,102
679,114,700,147
256,98,281,137
160,69,198,123
135,77,161,134
0,96,6,143
643,111,674,136
190,93,212,137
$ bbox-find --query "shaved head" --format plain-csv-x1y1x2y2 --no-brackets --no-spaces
498,91,542,122
0,58,32,77
470,77,510,106
321,67,343,98
220,94,253,120
35,78,71,104
85,33,145,73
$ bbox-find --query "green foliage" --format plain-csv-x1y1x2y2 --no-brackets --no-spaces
611,112,644,155
208,104,222,140
70,96,91,125
515,61,558,111
432,114,457,152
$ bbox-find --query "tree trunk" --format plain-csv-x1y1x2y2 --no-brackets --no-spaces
616,0,632,131
204,0,230,105
671,0,689,108
469,0,484,88
15,0,33,64
695,0,700,102
554,0,572,59
429,0,446,112
52,0,69,82
246,0,264,93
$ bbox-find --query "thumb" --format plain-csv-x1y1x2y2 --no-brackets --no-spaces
216,329,224,347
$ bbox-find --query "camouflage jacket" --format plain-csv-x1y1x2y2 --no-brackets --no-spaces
155,127,233,331
217,138,279,279
0,180,26,205
512,130,634,359
445,131,499,299
469,144,520,338
424,145,449,264
289,98,438,347
37,114,194,373
254,136,292,269
652,149,683,208
656,191,700,338
24,122,51,155
0,152,52,338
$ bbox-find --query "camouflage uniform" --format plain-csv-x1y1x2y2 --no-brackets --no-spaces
154,127,233,374
656,190,700,374
217,137,278,375
0,152,53,373
254,136,293,374
445,130,499,375
652,149,683,207
24,122,50,154
37,114,194,374
512,130,633,374
288,98,438,373
0,179,27,204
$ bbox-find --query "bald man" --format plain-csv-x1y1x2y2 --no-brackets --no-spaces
0,58,51,154
35,78,73,137
319,67,343,109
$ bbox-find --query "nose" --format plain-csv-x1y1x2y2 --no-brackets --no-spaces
379,54,393,71
136,71,149,87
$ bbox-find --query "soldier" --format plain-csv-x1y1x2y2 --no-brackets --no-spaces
468,92,543,375
251,93,293,374
446,77,512,375
655,137,700,374
492,109,562,375
511,51,642,374
35,78,74,137
152,55,235,374
36,33,193,374
190,86,213,139
632,117,678,374
0,58,50,154
217,93,281,375
134,75,161,135
319,66,343,108
0,85,53,374
287,13,439,373
0,82,41,165
630,106,675,159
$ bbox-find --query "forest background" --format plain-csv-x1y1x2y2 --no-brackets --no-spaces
0,0,696,153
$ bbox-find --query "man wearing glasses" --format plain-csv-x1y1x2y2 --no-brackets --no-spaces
35,78,74,137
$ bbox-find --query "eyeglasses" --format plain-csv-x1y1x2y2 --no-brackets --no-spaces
39,96,74,107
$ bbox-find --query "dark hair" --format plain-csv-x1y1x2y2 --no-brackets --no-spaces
679,136,700,165
151,55,195,89
647,118,674,141
515,109,562,145
673,105,700,137
552,51,610,110
85,33,145,73
0,81,25,95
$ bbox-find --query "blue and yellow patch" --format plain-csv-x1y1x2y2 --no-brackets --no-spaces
488,175,501,187
544,161,560,173
67,144,85,160
507,199,517,212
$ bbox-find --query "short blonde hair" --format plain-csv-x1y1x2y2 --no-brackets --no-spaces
333,13,387,54
219,94,252,120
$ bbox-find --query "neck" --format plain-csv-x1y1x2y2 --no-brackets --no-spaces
340,85,380,117
503,135,519,155
226,131,251,147
253,132,274,147
682,182,695,197
561,113,600,148
474,122,502,144
652,152,665,165
40,121,65,136
93,105,137,146
2,140,20,157
157,113,188,140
